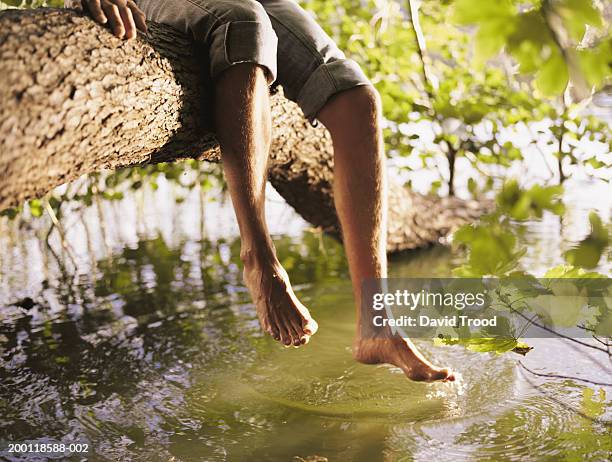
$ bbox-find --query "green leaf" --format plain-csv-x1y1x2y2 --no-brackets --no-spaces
437,336,521,354
535,51,569,96
29,199,43,218
496,180,565,220
512,341,533,356
543,265,606,278
474,22,511,63
467,177,478,195
0,207,20,220
453,217,527,276
452,0,515,25
506,11,553,74
564,212,610,269
577,39,612,89
528,282,590,328
556,0,602,41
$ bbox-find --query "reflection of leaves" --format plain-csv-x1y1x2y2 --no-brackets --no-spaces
564,212,610,269
557,388,611,460
496,180,565,221
453,217,526,276
581,387,605,419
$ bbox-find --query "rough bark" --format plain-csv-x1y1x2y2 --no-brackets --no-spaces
0,8,485,253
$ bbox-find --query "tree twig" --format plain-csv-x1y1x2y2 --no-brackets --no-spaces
508,305,610,355
406,0,436,101
518,361,612,387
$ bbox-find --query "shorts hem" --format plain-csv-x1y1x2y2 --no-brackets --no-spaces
210,20,278,83
297,59,371,120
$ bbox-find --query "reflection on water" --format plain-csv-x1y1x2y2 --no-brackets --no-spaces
0,175,610,461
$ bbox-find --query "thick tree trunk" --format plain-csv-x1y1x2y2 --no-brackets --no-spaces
0,8,485,253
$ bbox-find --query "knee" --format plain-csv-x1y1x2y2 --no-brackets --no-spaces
319,85,384,162
320,84,382,134
349,85,382,121
325,85,381,122
208,0,277,82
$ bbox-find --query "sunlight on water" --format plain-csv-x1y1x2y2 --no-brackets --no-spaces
0,175,610,461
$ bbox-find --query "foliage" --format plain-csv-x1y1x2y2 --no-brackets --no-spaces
453,179,610,278
0,161,226,225
4,0,610,196
453,0,610,95
557,388,612,460
446,178,611,354
303,0,611,194
435,336,533,355
452,0,612,185
564,211,610,268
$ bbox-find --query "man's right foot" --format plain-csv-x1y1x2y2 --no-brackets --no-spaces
353,336,455,382
243,258,318,347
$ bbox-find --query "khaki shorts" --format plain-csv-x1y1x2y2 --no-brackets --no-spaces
135,0,371,120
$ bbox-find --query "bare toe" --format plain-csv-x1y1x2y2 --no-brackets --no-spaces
408,367,453,383
278,323,292,346
303,318,318,336
268,312,281,341
285,319,302,347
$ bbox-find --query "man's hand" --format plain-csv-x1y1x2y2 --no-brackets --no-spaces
65,0,147,39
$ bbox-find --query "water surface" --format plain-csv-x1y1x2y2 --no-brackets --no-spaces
0,177,610,461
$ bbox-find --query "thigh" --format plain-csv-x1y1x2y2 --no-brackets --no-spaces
135,0,278,81
135,0,220,40
258,0,370,120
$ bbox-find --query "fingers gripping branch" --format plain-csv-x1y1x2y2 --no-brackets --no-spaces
64,0,147,38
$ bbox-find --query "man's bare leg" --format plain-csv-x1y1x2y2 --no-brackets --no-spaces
317,86,454,382
215,63,317,347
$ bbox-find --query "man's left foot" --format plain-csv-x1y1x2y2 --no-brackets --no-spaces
353,336,455,382
243,257,318,347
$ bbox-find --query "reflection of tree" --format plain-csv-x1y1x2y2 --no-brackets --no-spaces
557,387,612,458
0,229,349,445
458,382,611,461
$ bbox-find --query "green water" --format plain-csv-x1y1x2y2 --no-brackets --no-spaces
0,179,610,461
